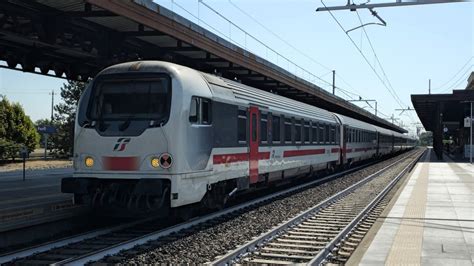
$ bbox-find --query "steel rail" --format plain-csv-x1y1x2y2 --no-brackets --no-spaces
52,158,380,265
211,150,422,265
0,216,159,264
308,149,425,265
0,152,408,265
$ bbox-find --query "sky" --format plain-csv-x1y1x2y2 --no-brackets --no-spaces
0,0,472,136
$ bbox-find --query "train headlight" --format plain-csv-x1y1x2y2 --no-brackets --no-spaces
151,157,160,168
84,156,94,168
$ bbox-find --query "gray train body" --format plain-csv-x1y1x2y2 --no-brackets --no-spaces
62,61,416,214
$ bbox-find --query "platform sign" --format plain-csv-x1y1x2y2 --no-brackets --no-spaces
464,117,472,128
37,125,57,134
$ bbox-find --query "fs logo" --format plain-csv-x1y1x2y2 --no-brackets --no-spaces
113,138,131,152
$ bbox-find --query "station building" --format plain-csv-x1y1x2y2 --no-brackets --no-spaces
412,72,474,160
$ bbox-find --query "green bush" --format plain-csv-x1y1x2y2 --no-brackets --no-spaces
0,138,21,161
0,97,39,156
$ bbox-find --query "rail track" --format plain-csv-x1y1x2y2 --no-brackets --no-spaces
0,151,420,265
211,149,424,265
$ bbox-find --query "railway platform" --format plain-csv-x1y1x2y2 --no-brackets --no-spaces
351,148,474,265
0,167,88,247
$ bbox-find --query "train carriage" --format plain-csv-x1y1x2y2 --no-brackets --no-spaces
62,61,415,215
334,114,377,165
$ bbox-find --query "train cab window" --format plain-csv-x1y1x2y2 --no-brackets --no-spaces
272,115,281,143
284,118,292,143
237,109,247,143
294,119,302,143
189,97,212,124
312,123,318,144
260,114,268,143
304,121,310,143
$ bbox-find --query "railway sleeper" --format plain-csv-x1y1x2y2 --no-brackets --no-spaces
244,257,294,265
261,247,318,255
283,234,331,240
294,227,340,233
288,231,337,237
342,240,359,247
276,238,328,245
267,242,323,250
254,252,314,261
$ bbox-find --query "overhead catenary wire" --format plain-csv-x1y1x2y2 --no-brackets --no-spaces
440,66,473,93
227,0,367,99
354,8,416,124
178,1,388,119
320,0,415,126
354,9,406,110
201,0,372,103
434,57,473,91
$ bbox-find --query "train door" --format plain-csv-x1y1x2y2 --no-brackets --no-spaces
249,106,259,184
341,126,347,164
376,132,380,156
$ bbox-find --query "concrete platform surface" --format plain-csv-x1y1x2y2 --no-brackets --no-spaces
0,167,82,232
358,148,474,265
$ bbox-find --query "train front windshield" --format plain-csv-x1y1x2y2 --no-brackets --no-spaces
88,75,171,123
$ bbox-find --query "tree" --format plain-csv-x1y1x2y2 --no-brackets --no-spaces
0,97,39,160
418,131,433,146
51,80,87,157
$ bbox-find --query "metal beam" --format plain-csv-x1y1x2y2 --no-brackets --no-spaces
316,0,467,12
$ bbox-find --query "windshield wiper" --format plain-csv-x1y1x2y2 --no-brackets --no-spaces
119,116,134,131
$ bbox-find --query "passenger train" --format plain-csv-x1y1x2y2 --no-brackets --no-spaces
62,61,416,214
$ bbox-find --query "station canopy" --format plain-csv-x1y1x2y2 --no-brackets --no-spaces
0,0,406,133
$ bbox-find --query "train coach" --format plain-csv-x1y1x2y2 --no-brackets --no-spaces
62,61,415,215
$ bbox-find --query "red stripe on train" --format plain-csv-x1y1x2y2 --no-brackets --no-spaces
258,152,271,160
103,156,139,171
213,153,249,164
283,149,325,157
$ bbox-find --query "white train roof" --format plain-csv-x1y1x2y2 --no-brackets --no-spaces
201,72,338,124
333,114,377,132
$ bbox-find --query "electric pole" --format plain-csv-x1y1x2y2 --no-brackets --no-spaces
429,79,431,95
332,70,336,95
50,90,55,121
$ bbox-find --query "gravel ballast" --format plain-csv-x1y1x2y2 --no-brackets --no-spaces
97,150,419,264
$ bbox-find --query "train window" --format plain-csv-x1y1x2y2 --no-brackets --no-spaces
337,127,340,143
319,125,325,144
261,114,268,143
202,99,211,124
284,118,292,143
252,113,257,142
189,97,199,123
189,97,212,124
312,123,318,144
304,122,310,143
325,124,330,143
294,119,302,143
272,116,281,142
330,125,335,144
237,109,247,143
